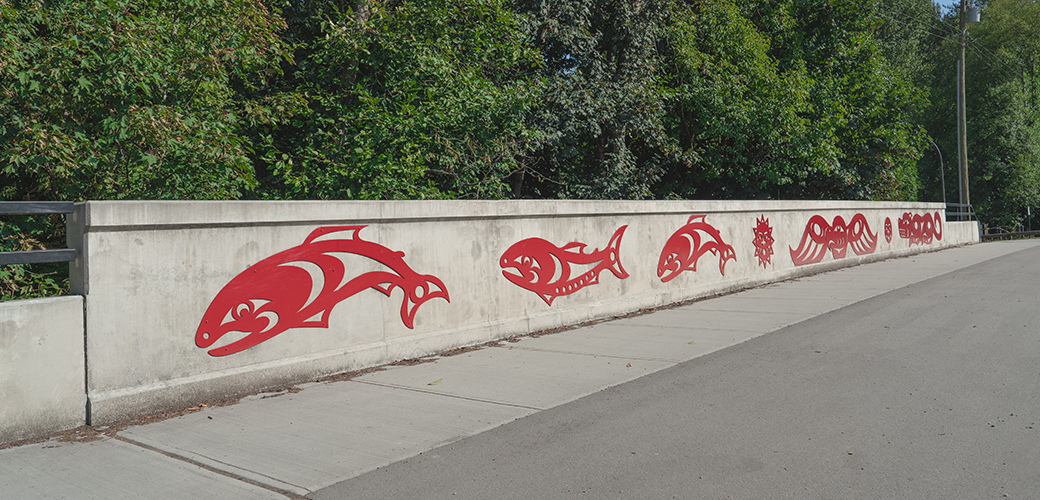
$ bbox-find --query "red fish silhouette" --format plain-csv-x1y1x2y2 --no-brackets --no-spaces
657,215,736,282
196,226,449,357
500,226,628,306
789,214,877,266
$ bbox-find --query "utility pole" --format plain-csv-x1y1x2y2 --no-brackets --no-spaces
957,0,970,209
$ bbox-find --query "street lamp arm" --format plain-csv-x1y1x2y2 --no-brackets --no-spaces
929,138,945,206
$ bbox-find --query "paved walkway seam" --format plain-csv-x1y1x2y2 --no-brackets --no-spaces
350,380,546,411
113,435,306,499
506,345,683,364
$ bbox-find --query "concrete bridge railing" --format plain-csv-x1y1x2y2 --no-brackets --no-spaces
1,200,979,444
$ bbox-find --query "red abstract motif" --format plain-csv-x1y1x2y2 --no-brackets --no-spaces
885,217,893,243
752,216,774,268
196,226,449,357
789,214,878,266
658,215,736,282
500,226,628,306
898,212,943,246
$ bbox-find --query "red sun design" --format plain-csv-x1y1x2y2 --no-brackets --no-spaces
753,216,774,268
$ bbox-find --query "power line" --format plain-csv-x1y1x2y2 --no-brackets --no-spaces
966,32,1023,79
880,0,960,35
966,43,1011,79
876,3,1026,81
875,11,958,45
905,2,960,34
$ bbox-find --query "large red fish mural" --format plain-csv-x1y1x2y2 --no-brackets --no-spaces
657,215,736,282
500,226,629,306
789,214,877,266
196,226,449,356
898,212,943,246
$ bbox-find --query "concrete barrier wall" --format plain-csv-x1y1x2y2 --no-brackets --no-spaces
0,296,86,443
69,200,977,424
944,220,982,244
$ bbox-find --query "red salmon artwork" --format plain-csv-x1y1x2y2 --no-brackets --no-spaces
885,217,893,243
196,226,449,357
500,226,628,306
658,215,736,282
898,212,943,246
789,214,878,266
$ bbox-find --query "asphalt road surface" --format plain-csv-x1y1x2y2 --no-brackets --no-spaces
313,244,1040,500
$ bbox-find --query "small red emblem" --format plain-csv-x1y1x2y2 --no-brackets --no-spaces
500,226,629,306
885,217,893,243
196,226,449,356
789,214,877,266
898,212,943,246
752,216,774,268
658,215,736,282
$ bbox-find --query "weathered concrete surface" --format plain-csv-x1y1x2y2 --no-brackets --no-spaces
69,201,976,423
943,219,980,244
0,296,85,443
119,382,534,495
0,438,286,500
0,240,1030,500
356,347,675,410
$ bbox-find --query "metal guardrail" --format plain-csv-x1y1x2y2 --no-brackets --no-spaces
981,229,1040,241
946,202,976,222
0,202,78,266
0,201,75,215
982,230,1040,240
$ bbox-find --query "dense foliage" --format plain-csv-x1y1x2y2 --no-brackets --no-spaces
660,0,926,201
516,0,679,199
912,0,1040,228
0,0,289,201
3,0,1040,296
1,0,290,297
254,0,539,200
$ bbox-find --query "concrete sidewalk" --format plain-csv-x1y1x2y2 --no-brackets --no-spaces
3,240,1038,499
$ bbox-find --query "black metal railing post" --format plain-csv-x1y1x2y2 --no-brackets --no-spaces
0,202,78,266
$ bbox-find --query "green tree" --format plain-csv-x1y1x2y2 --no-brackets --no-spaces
916,0,1040,228
967,0,1040,229
0,0,290,202
0,0,290,298
874,0,951,204
254,0,539,200
516,0,680,199
658,0,927,201
658,0,818,199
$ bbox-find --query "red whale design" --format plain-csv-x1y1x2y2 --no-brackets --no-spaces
196,226,449,356
789,214,877,266
658,215,736,282
898,212,943,246
500,226,628,306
